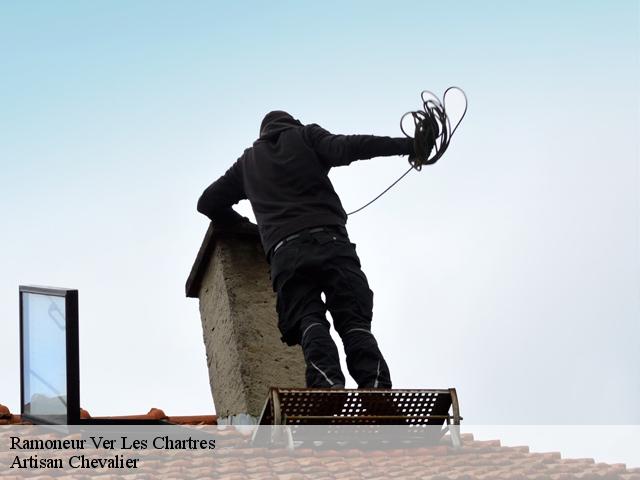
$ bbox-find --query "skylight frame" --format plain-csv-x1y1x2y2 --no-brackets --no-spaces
19,285,80,425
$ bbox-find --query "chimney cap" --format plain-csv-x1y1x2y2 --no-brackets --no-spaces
185,221,260,298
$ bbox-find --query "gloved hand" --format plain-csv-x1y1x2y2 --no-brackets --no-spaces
230,216,259,236
410,116,438,170
213,209,259,236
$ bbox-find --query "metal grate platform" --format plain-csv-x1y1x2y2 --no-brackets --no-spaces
254,388,462,447
259,388,460,426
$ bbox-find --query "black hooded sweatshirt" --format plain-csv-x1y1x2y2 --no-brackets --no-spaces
197,111,414,255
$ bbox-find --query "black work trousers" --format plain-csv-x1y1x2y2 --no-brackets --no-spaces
269,226,392,389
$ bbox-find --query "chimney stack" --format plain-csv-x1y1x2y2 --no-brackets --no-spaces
186,222,306,422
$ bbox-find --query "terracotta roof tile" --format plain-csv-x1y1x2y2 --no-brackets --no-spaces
0,403,216,426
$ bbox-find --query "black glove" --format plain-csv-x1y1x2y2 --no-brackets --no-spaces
410,116,438,170
212,208,259,236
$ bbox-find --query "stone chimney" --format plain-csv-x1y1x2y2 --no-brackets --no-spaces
186,222,306,422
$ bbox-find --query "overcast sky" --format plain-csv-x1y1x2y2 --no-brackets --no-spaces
1,1,638,426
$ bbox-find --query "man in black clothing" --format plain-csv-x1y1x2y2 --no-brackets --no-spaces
197,110,415,388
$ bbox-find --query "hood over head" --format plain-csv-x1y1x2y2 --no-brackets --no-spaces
258,110,303,140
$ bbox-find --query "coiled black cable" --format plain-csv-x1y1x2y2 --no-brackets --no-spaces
347,87,467,216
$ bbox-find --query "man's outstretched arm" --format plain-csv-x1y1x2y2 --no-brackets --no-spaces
303,124,414,167
197,160,247,225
